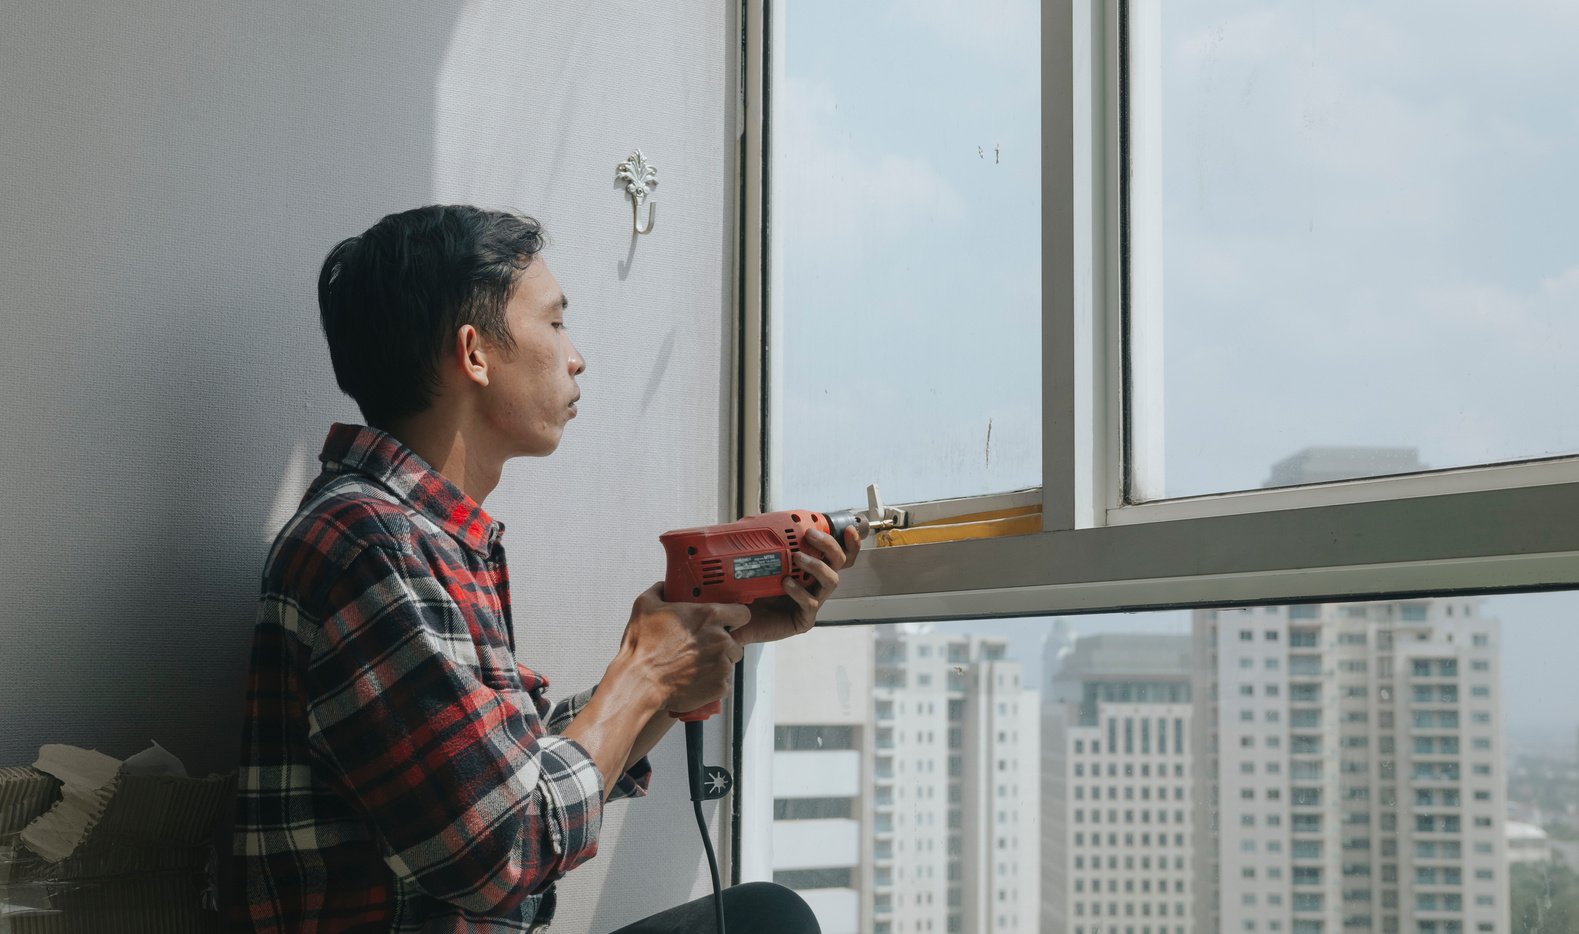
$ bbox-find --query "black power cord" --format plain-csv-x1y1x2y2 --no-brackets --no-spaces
684,719,733,934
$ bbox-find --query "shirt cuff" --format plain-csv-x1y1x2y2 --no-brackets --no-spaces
531,735,605,889
546,686,598,733
610,755,653,800
548,686,654,799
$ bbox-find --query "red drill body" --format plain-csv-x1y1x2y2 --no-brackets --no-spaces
661,509,860,721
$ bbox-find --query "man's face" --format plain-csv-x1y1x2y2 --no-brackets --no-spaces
481,257,585,457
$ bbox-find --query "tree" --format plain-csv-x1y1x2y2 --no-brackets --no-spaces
1512,860,1579,934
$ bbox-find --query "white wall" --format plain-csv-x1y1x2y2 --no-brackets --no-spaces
0,2,738,930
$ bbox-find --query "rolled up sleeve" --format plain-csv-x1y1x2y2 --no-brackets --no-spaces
548,686,653,800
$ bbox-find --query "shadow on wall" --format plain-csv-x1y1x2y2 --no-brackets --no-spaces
0,0,463,775
581,740,724,932
429,3,739,930
4,0,732,929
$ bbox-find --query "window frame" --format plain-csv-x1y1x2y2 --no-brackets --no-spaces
732,0,1579,891
745,0,1579,624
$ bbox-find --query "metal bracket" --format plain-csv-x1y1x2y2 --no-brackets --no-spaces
615,149,658,235
861,484,907,534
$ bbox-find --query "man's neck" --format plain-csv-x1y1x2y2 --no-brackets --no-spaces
383,414,504,506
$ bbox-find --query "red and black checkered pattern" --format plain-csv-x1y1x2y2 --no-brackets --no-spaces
232,424,649,933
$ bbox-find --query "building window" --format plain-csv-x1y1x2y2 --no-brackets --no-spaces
774,725,855,751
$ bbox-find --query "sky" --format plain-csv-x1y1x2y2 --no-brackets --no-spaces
769,0,1579,740
1150,0,1579,499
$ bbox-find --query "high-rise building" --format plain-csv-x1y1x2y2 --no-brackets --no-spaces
772,626,874,934
1041,633,1196,934
772,625,1040,934
1193,599,1508,934
1263,447,1426,488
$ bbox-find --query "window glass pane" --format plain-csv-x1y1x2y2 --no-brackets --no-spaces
1129,0,1579,499
769,1,1041,509
770,590,1573,932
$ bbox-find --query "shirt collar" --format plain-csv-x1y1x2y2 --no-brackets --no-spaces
318,422,505,553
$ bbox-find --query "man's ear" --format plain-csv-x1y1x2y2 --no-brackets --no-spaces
454,324,490,388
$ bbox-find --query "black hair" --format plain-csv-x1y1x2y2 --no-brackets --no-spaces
316,204,546,428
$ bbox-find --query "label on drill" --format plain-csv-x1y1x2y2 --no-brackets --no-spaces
732,552,783,580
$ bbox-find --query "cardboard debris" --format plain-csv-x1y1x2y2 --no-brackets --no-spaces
18,746,122,864
0,744,234,933
0,769,58,838
0,767,63,920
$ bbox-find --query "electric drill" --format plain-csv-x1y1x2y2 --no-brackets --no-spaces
658,504,886,934
661,506,869,717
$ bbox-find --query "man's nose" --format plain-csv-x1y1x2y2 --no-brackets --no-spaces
569,339,587,375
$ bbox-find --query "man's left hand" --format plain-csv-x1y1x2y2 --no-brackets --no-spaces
730,526,862,646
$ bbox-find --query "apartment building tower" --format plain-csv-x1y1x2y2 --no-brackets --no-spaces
772,626,875,934
772,625,1040,934
1193,599,1508,934
1041,633,1197,934
872,627,1040,934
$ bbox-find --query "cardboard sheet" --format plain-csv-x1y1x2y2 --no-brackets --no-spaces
0,745,233,933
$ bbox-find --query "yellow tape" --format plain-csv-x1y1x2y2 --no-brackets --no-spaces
875,504,1042,547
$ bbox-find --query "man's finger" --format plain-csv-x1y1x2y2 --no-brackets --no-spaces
783,577,820,615
842,527,862,568
794,551,839,594
711,603,752,630
634,581,666,611
805,529,848,571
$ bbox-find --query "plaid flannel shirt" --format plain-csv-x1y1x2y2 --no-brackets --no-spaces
233,423,650,932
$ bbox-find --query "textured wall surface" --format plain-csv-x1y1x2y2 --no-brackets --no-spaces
0,2,737,929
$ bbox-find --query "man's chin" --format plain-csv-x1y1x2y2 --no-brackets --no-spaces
520,430,564,458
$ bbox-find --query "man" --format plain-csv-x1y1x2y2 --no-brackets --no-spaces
233,205,858,932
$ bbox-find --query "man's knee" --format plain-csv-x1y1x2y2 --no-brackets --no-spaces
726,882,821,934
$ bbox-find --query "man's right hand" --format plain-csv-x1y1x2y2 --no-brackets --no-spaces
619,582,748,714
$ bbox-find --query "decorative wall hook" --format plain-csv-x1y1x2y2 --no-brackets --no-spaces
616,149,659,235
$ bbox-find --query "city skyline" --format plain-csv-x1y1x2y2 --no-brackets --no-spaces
772,593,1561,933
927,590,1579,746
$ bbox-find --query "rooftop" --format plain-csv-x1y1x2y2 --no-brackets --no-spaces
1264,446,1425,487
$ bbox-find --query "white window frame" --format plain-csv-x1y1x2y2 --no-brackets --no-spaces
741,0,1579,624
731,0,1579,884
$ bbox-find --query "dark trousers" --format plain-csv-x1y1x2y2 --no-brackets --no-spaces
607,882,821,934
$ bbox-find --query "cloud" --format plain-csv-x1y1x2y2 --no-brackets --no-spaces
1157,254,1579,496
890,0,1039,72
1150,0,1579,495
776,76,967,257
1167,2,1563,225
1418,264,1579,365
768,23,1042,510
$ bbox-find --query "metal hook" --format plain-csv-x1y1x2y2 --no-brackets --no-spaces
632,198,656,236
616,150,659,235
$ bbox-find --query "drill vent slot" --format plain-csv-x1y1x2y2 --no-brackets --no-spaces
783,529,808,579
700,558,725,584
726,530,781,553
